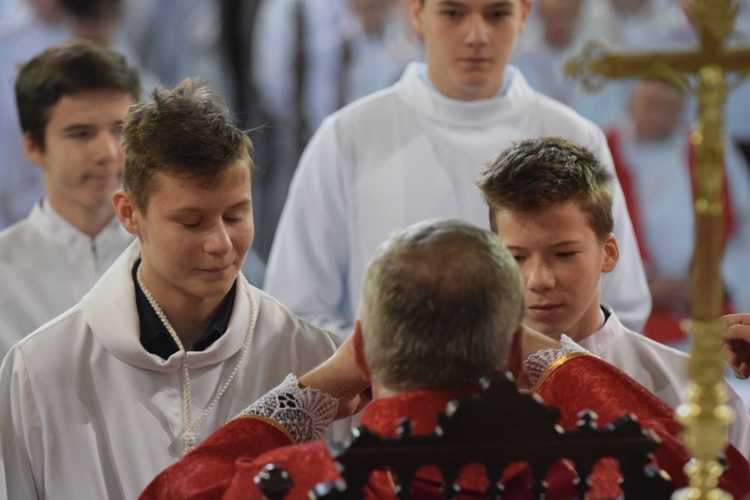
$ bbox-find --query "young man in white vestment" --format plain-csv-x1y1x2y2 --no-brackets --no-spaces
0,78,343,500
263,0,652,339
476,136,750,458
0,40,139,359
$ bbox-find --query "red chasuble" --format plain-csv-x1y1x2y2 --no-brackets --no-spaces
140,354,750,499
534,352,750,499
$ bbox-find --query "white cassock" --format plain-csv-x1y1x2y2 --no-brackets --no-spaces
579,305,750,459
0,240,343,500
264,62,651,338
0,201,134,359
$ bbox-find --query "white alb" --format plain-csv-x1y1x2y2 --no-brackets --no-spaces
0,240,345,500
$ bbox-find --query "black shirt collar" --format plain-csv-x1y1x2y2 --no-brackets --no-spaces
133,259,237,360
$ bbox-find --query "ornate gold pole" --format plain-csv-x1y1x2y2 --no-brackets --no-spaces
673,65,733,500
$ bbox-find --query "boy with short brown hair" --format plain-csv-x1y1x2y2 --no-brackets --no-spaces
477,135,750,458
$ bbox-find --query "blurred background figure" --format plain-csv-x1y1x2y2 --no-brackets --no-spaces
513,0,750,155
514,0,588,105
339,0,421,105
513,0,626,128
0,0,73,230
605,77,750,407
651,0,750,156
0,0,157,231
120,0,234,107
249,0,420,261
605,78,750,349
586,0,670,49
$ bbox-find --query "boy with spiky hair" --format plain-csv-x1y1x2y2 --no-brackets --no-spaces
477,136,750,458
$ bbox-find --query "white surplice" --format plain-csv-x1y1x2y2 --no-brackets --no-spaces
0,200,133,359
0,240,343,500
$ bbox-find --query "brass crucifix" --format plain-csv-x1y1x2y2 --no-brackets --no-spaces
566,1,750,498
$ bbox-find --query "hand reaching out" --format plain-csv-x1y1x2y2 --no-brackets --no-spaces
722,314,750,380
299,329,372,419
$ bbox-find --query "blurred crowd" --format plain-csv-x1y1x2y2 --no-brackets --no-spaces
2,0,750,255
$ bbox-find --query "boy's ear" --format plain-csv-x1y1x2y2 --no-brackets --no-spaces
113,190,140,236
23,134,44,167
601,233,619,274
353,320,372,382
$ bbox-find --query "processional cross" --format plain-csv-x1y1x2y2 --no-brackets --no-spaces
566,1,750,498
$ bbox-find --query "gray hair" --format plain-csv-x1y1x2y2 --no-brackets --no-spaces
360,219,525,392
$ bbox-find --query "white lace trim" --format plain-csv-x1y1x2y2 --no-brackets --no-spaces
522,334,589,386
236,374,339,443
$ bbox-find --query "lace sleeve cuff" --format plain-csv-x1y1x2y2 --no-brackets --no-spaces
235,374,339,443
523,334,589,386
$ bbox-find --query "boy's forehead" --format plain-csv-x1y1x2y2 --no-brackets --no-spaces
148,162,251,190
495,200,589,225
42,90,133,141
495,201,607,248
425,0,523,6
47,89,133,121
54,88,136,106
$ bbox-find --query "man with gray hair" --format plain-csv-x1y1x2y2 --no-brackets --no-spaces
357,217,524,394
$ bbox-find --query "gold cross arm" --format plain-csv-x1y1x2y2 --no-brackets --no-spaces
566,41,750,91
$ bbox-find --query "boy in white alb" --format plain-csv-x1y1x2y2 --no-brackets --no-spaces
0,40,138,359
477,136,750,458
263,0,652,339
0,78,343,499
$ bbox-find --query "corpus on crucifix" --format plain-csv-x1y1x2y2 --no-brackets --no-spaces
567,1,750,497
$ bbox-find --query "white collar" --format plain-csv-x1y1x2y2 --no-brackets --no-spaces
81,240,260,372
397,62,532,126
577,304,623,352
